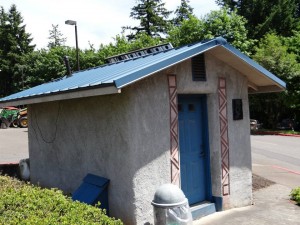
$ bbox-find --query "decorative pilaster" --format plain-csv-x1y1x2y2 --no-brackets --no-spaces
168,75,180,186
218,77,230,197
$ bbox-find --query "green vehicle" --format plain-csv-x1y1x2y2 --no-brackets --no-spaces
0,107,28,129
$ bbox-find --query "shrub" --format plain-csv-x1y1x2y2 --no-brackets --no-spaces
290,187,300,205
0,176,123,225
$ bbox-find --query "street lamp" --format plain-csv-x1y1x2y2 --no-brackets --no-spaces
65,19,80,71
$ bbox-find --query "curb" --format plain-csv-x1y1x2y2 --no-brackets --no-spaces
0,162,19,166
252,131,300,137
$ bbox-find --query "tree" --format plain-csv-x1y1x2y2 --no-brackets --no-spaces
173,0,194,26
167,15,204,47
250,33,300,128
96,33,161,64
22,47,68,88
124,0,172,40
0,4,35,97
215,0,300,39
48,24,67,48
283,30,300,63
167,8,255,54
203,7,254,54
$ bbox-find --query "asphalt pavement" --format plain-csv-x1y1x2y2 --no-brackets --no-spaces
0,128,28,164
194,135,300,224
252,135,300,189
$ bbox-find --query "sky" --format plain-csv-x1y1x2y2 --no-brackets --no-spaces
1,0,219,50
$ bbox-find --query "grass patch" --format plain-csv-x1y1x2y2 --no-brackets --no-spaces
0,175,123,225
291,187,300,205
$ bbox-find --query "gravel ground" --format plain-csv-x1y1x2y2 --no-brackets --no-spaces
252,174,276,191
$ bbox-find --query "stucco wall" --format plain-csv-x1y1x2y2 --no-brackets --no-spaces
28,71,171,225
207,53,252,208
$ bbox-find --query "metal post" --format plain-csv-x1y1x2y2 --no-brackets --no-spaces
65,20,80,72
75,24,80,71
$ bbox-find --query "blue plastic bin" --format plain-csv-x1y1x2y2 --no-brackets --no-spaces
72,174,110,214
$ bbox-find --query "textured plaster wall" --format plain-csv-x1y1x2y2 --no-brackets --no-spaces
174,52,252,208
28,71,171,225
206,53,252,208
225,64,252,208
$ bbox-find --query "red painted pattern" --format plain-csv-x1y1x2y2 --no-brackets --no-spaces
168,75,180,186
218,77,230,196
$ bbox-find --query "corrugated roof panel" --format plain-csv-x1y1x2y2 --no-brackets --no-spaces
0,37,286,104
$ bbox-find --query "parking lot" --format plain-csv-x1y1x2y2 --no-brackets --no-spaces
0,128,28,164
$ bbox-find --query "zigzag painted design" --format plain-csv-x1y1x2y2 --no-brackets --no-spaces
168,75,180,186
218,77,230,196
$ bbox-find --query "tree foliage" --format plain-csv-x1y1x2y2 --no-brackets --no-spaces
216,0,300,39
283,30,300,63
168,7,254,54
0,4,35,97
250,33,300,127
173,0,194,26
167,15,204,47
124,0,172,40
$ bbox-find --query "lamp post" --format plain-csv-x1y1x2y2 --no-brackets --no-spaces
65,20,80,71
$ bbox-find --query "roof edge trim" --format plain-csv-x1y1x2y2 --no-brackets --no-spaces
0,85,120,107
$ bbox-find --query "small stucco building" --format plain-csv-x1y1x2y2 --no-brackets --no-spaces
0,37,285,224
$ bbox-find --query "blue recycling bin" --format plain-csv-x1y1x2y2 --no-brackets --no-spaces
72,174,110,214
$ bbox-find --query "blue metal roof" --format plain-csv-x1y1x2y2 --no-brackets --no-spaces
0,37,286,104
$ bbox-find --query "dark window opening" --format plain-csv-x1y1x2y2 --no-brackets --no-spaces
192,54,206,81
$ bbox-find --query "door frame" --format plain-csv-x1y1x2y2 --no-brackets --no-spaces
178,94,212,203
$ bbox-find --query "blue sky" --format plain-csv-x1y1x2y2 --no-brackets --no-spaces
1,0,219,50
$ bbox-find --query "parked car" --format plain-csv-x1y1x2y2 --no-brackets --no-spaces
250,119,262,130
277,119,295,130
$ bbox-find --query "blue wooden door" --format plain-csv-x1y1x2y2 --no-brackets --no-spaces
178,95,210,205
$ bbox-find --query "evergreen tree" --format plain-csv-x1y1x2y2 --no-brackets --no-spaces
48,24,67,48
124,0,172,40
215,0,300,39
173,0,194,26
0,4,35,96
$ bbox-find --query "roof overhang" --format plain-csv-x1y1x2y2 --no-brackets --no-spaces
208,45,286,93
0,85,121,107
